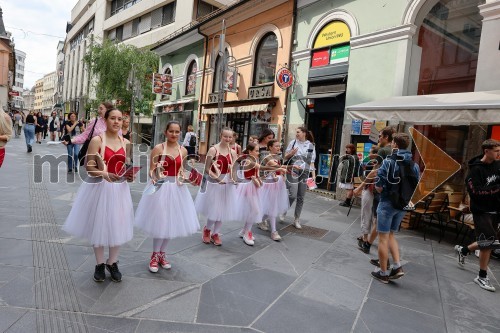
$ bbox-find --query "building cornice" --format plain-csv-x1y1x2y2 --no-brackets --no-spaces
479,1,500,21
291,49,310,62
350,24,417,50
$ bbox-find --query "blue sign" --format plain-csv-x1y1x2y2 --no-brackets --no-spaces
318,154,331,178
351,119,362,135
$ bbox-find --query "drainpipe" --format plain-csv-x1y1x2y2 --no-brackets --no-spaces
283,0,297,145
198,28,210,161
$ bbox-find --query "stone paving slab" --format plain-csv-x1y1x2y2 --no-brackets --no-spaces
1,136,500,332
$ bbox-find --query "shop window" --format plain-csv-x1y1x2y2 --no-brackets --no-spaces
185,60,197,96
253,33,278,86
417,0,485,95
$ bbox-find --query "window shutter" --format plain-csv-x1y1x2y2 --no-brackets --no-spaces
151,8,163,28
123,21,133,40
139,13,152,34
108,29,116,41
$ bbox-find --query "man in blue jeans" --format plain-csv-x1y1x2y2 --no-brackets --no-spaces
371,133,420,283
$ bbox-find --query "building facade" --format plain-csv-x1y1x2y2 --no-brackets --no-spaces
12,49,25,110
22,88,35,113
42,71,57,114
0,7,14,112
196,0,293,154
63,0,234,118
34,79,44,113
287,0,500,192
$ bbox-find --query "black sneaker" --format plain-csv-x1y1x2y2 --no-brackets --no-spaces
371,270,389,284
358,242,371,254
369,259,391,268
357,237,364,248
106,262,122,282
388,266,405,280
93,263,106,282
27,145,32,153
339,201,350,207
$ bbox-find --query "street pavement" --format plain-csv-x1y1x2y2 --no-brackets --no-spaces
0,134,499,333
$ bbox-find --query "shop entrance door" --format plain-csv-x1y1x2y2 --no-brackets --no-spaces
305,96,344,190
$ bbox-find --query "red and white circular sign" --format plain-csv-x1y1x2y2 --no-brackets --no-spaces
276,67,293,90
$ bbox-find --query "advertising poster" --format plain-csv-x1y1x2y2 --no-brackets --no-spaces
318,154,331,178
364,143,372,152
351,119,362,135
361,120,373,135
152,73,173,95
356,143,364,154
311,49,329,67
375,120,388,131
224,66,238,92
330,45,350,64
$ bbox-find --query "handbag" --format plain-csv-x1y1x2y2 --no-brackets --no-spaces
78,117,98,166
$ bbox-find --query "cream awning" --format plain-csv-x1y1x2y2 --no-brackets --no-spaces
203,103,268,115
346,90,500,124
154,98,194,107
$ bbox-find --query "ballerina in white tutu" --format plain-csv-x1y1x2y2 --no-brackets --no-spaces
260,139,290,241
63,108,134,283
135,121,200,273
235,142,264,246
195,127,238,246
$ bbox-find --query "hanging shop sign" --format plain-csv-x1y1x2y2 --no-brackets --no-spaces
248,84,274,100
276,67,294,90
330,45,350,64
152,73,173,95
313,21,351,49
208,93,221,103
224,66,238,92
311,49,330,67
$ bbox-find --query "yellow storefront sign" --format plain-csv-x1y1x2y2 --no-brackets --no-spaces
313,21,351,49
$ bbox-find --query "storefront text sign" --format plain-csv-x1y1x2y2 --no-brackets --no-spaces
276,67,294,90
330,45,350,64
248,84,274,100
313,21,351,49
311,49,329,67
208,93,220,103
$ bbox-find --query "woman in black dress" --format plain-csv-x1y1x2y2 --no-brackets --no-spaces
35,112,44,143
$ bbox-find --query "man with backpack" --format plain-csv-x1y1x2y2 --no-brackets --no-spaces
371,132,420,284
182,125,197,156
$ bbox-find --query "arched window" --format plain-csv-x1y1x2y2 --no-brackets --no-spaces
417,0,484,95
185,60,197,95
253,33,278,86
164,67,172,76
213,49,229,93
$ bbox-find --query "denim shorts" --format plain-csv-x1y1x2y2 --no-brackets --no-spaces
376,200,407,233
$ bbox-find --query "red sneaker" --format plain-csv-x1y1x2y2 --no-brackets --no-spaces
202,226,211,244
149,252,159,273
211,233,222,246
158,252,171,269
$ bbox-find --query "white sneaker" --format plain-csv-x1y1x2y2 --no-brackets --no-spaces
243,231,254,246
475,250,480,258
239,229,255,240
474,276,496,292
271,231,281,241
454,245,466,266
257,221,269,231
279,214,286,222
293,219,302,229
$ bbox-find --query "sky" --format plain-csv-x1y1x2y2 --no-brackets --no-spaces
2,0,78,90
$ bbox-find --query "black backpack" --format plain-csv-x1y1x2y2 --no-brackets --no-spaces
189,133,197,147
387,155,419,210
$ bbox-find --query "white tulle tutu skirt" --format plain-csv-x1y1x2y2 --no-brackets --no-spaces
135,177,200,238
260,176,289,218
195,174,237,222
63,177,134,247
234,180,263,223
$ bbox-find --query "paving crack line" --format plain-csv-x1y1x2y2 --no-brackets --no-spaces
119,284,199,317
350,278,373,333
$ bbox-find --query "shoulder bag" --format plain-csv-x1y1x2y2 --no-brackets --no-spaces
78,117,98,166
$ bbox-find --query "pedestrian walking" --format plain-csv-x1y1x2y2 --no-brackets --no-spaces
121,115,131,141
0,107,13,168
35,112,44,143
195,127,238,246
260,139,289,241
13,111,22,138
42,115,48,140
48,111,60,142
63,108,134,283
338,144,360,207
182,125,197,156
454,139,500,292
135,121,200,273
24,112,36,153
371,133,420,284
230,132,242,156
282,126,316,229
64,112,83,173
235,142,264,246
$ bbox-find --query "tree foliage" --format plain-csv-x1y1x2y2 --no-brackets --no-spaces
84,38,159,116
